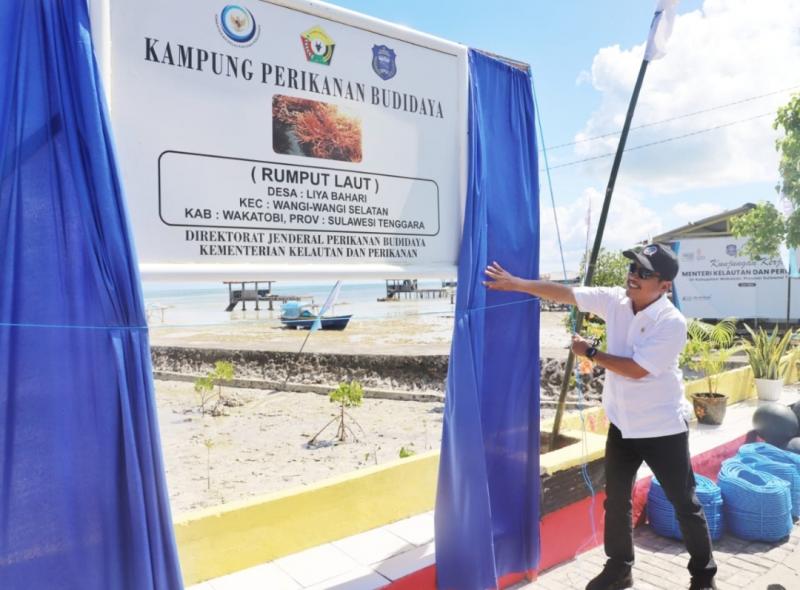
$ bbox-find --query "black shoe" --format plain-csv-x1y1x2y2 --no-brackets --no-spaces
585,564,633,590
689,578,717,590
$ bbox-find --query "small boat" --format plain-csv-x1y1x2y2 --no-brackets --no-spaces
280,302,352,331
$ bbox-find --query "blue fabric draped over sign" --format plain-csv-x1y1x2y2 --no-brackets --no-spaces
435,50,541,590
0,1,183,588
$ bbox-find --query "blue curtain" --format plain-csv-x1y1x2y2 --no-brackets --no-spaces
435,50,541,590
0,1,183,589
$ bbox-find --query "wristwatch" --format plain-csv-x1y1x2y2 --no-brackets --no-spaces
585,346,598,359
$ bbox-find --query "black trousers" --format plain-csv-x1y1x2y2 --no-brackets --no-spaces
604,423,717,582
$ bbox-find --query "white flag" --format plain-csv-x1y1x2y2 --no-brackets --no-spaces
644,0,679,61
311,281,342,331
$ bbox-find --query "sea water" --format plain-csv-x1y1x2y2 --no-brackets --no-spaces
141,279,454,327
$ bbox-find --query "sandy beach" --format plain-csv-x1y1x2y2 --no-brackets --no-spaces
157,379,444,514
148,301,572,359
147,284,576,514
154,328,576,515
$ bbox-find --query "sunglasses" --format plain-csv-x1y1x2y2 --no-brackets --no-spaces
628,262,660,280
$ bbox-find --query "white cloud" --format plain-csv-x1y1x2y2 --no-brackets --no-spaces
539,187,662,274
572,0,800,193
575,70,592,86
671,201,724,221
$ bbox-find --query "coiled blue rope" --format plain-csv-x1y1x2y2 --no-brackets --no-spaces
647,474,724,541
718,459,792,542
737,445,800,518
737,441,800,470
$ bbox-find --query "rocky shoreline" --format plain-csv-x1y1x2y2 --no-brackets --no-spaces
151,345,604,407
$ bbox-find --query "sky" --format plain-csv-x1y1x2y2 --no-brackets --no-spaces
325,0,800,274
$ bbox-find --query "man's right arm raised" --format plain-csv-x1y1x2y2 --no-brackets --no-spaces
483,262,577,306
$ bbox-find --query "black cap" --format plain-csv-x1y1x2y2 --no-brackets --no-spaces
622,243,679,281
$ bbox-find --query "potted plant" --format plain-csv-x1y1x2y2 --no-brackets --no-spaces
741,325,794,401
684,318,738,425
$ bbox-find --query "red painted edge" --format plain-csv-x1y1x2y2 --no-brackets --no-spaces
381,565,537,590
385,433,748,589
383,565,436,590
498,570,536,588
539,492,606,572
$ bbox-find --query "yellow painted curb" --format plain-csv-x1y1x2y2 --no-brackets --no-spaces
542,406,609,436
174,450,439,585
539,429,607,475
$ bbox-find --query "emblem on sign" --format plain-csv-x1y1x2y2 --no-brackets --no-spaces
726,244,738,256
217,5,259,46
371,44,397,80
301,26,335,65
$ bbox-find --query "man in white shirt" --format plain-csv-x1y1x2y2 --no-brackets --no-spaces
484,243,716,590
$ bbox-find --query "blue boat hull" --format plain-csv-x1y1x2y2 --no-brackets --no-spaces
280,315,352,330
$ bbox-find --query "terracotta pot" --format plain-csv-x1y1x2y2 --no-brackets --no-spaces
692,392,728,425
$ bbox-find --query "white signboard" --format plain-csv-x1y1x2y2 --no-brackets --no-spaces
674,237,795,319
90,0,468,279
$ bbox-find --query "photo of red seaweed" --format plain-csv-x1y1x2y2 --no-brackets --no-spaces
272,95,362,162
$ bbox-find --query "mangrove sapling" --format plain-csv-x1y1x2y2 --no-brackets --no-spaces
193,376,216,416
362,444,380,466
193,361,235,416
308,380,366,444
203,437,215,490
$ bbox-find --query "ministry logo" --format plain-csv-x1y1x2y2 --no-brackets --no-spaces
301,26,335,65
371,45,397,80
216,5,260,47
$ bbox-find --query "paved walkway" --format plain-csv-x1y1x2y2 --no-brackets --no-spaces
516,521,800,590
189,517,800,589
188,389,800,589
186,512,435,589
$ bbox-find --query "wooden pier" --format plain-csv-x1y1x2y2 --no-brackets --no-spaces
223,281,310,311
378,279,454,302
